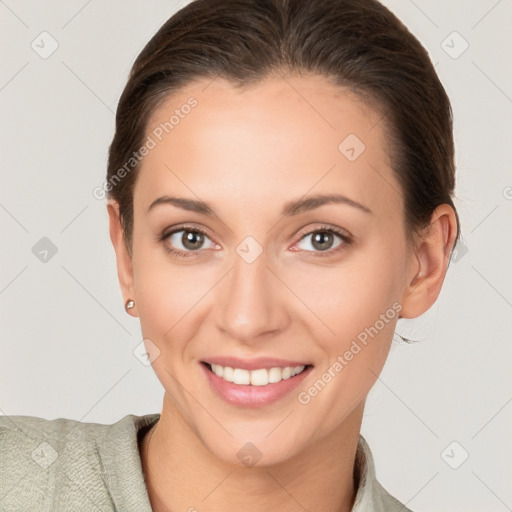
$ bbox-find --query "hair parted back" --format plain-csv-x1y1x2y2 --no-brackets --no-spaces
106,0,460,252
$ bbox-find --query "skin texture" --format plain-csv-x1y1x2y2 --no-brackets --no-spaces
108,73,458,512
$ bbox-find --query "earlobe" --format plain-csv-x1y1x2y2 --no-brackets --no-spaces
399,204,458,319
107,200,138,317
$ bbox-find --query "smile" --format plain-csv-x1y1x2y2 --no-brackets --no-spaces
201,359,313,407
205,362,307,386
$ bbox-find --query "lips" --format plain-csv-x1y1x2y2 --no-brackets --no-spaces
200,357,314,407
202,356,311,371
204,362,308,386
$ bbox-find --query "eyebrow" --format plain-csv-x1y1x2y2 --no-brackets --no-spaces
147,193,373,216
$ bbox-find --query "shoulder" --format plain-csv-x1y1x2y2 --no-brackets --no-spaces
0,413,112,441
354,435,416,512
0,413,137,459
371,480,416,512
0,413,159,511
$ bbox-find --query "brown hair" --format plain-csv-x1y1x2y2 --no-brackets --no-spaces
106,0,460,252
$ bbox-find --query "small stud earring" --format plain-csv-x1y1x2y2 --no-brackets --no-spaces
125,299,135,311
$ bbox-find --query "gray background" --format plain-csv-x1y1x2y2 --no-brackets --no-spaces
1,1,511,510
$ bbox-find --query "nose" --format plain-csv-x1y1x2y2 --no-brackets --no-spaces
215,248,289,344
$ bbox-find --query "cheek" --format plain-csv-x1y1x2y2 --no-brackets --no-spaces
291,239,404,396
291,246,403,346
292,261,401,431
130,234,203,347
131,251,213,402
134,264,209,344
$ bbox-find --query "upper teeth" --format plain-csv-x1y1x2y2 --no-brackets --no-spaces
209,364,306,386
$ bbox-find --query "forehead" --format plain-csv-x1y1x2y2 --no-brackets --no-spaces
135,74,402,221
147,73,383,141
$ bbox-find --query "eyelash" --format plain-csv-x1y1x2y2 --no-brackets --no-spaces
159,224,352,259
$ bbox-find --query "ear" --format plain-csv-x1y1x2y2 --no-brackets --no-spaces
107,200,138,317
400,204,458,319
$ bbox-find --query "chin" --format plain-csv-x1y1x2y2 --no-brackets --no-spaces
195,422,307,469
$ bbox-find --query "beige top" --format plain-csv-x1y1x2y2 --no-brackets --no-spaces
0,413,414,511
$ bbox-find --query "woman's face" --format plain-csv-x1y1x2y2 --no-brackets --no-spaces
123,74,417,465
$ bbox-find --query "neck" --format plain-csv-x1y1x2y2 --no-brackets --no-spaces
140,395,364,512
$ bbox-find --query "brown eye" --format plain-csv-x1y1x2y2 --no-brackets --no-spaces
310,231,336,251
167,229,209,251
180,230,205,250
294,227,351,256
162,226,217,258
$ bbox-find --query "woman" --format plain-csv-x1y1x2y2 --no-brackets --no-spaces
0,0,459,510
